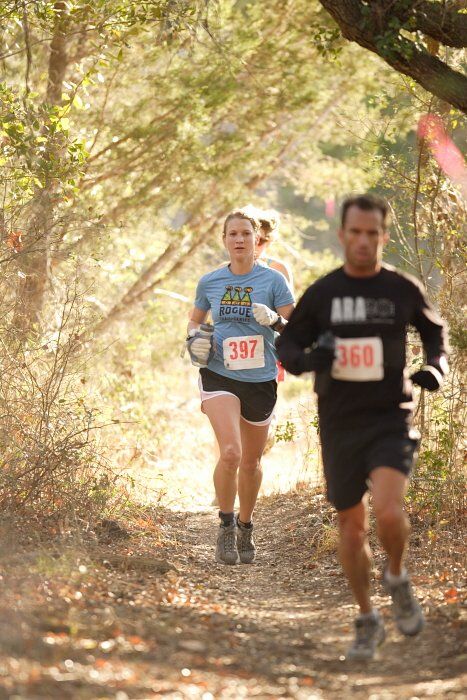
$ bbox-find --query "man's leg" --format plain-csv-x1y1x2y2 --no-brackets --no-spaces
338,497,386,659
337,497,372,614
370,467,409,576
370,466,424,636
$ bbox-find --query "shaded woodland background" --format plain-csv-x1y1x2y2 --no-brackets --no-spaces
0,0,465,544
0,3,465,698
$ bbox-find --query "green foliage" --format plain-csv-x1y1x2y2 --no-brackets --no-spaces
275,419,297,443
409,401,465,520
0,0,465,531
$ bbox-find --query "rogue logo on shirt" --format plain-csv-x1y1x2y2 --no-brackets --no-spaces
220,286,253,306
331,296,395,324
219,286,253,321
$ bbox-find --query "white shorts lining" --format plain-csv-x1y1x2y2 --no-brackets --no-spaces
198,376,240,404
241,412,275,427
198,376,274,426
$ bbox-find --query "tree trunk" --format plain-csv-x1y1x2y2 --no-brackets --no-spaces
15,1,68,332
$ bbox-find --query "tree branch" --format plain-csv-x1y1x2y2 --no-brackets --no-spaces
319,0,467,114
397,1,467,49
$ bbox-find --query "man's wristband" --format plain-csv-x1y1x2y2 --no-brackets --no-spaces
271,315,287,333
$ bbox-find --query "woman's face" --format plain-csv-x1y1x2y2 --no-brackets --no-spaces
223,217,258,261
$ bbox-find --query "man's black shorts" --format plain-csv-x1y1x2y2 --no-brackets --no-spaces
319,413,419,511
199,368,277,425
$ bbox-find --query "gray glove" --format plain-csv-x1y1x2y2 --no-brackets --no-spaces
186,324,214,367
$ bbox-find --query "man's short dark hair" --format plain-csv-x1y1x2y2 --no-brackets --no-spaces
341,194,389,228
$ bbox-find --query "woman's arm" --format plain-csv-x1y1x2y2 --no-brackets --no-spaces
268,302,294,334
277,303,294,321
187,306,209,334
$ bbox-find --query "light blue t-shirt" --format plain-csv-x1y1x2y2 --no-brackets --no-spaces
194,262,294,382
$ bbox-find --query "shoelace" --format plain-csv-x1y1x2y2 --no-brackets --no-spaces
354,619,377,647
222,528,236,552
392,581,415,613
238,529,253,552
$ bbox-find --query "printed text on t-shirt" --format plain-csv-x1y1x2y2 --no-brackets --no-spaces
331,297,395,324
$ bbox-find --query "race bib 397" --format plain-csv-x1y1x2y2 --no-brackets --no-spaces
223,335,265,370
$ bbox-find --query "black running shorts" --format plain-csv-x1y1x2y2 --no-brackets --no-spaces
319,413,419,511
199,368,277,425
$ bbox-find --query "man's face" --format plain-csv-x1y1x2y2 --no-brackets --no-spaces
338,205,388,271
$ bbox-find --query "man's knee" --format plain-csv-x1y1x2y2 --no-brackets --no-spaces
219,444,241,472
339,514,368,551
374,501,407,533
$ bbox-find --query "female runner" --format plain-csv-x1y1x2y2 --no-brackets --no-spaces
186,209,294,564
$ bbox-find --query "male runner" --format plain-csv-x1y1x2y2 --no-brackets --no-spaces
277,194,448,660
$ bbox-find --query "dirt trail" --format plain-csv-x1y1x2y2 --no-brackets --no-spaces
0,490,465,699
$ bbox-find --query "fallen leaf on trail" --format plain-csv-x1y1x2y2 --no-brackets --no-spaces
444,588,458,602
300,677,314,686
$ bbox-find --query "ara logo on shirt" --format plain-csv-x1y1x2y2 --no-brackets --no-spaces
331,296,395,324
220,286,253,306
219,286,254,321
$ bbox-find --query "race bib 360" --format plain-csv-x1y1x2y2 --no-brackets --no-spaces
223,335,265,370
331,337,384,381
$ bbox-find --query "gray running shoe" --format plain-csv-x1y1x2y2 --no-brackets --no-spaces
384,570,425,636
236,517,256,564
215,522,238,565
346,612,386,661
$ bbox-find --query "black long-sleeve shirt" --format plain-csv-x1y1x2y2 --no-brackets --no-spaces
277,265,448,426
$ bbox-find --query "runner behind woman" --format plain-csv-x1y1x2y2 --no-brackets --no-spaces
277,194,448,660
186,209,294,565
254,208,293,288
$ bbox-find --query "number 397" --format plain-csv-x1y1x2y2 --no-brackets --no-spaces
228,338,258,360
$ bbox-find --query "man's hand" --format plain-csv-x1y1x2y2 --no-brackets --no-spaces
410,356,448,391
304,332,336,373
186,326,213,367
252,302,279,327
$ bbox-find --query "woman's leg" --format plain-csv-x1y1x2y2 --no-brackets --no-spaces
237,418,270,523
202,395,242,513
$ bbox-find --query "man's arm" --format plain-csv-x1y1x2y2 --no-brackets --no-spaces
410,283,449,391
276,287,330,375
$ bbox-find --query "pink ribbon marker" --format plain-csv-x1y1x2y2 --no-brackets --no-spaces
418,114,467,199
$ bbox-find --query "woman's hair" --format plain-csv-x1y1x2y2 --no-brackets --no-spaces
234,204,280,242
223,208,261,237
257,208,280,242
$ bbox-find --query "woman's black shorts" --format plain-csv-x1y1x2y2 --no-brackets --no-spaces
319,413,420,511
199,368,277,425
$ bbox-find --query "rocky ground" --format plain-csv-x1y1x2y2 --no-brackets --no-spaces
0,489,465,699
